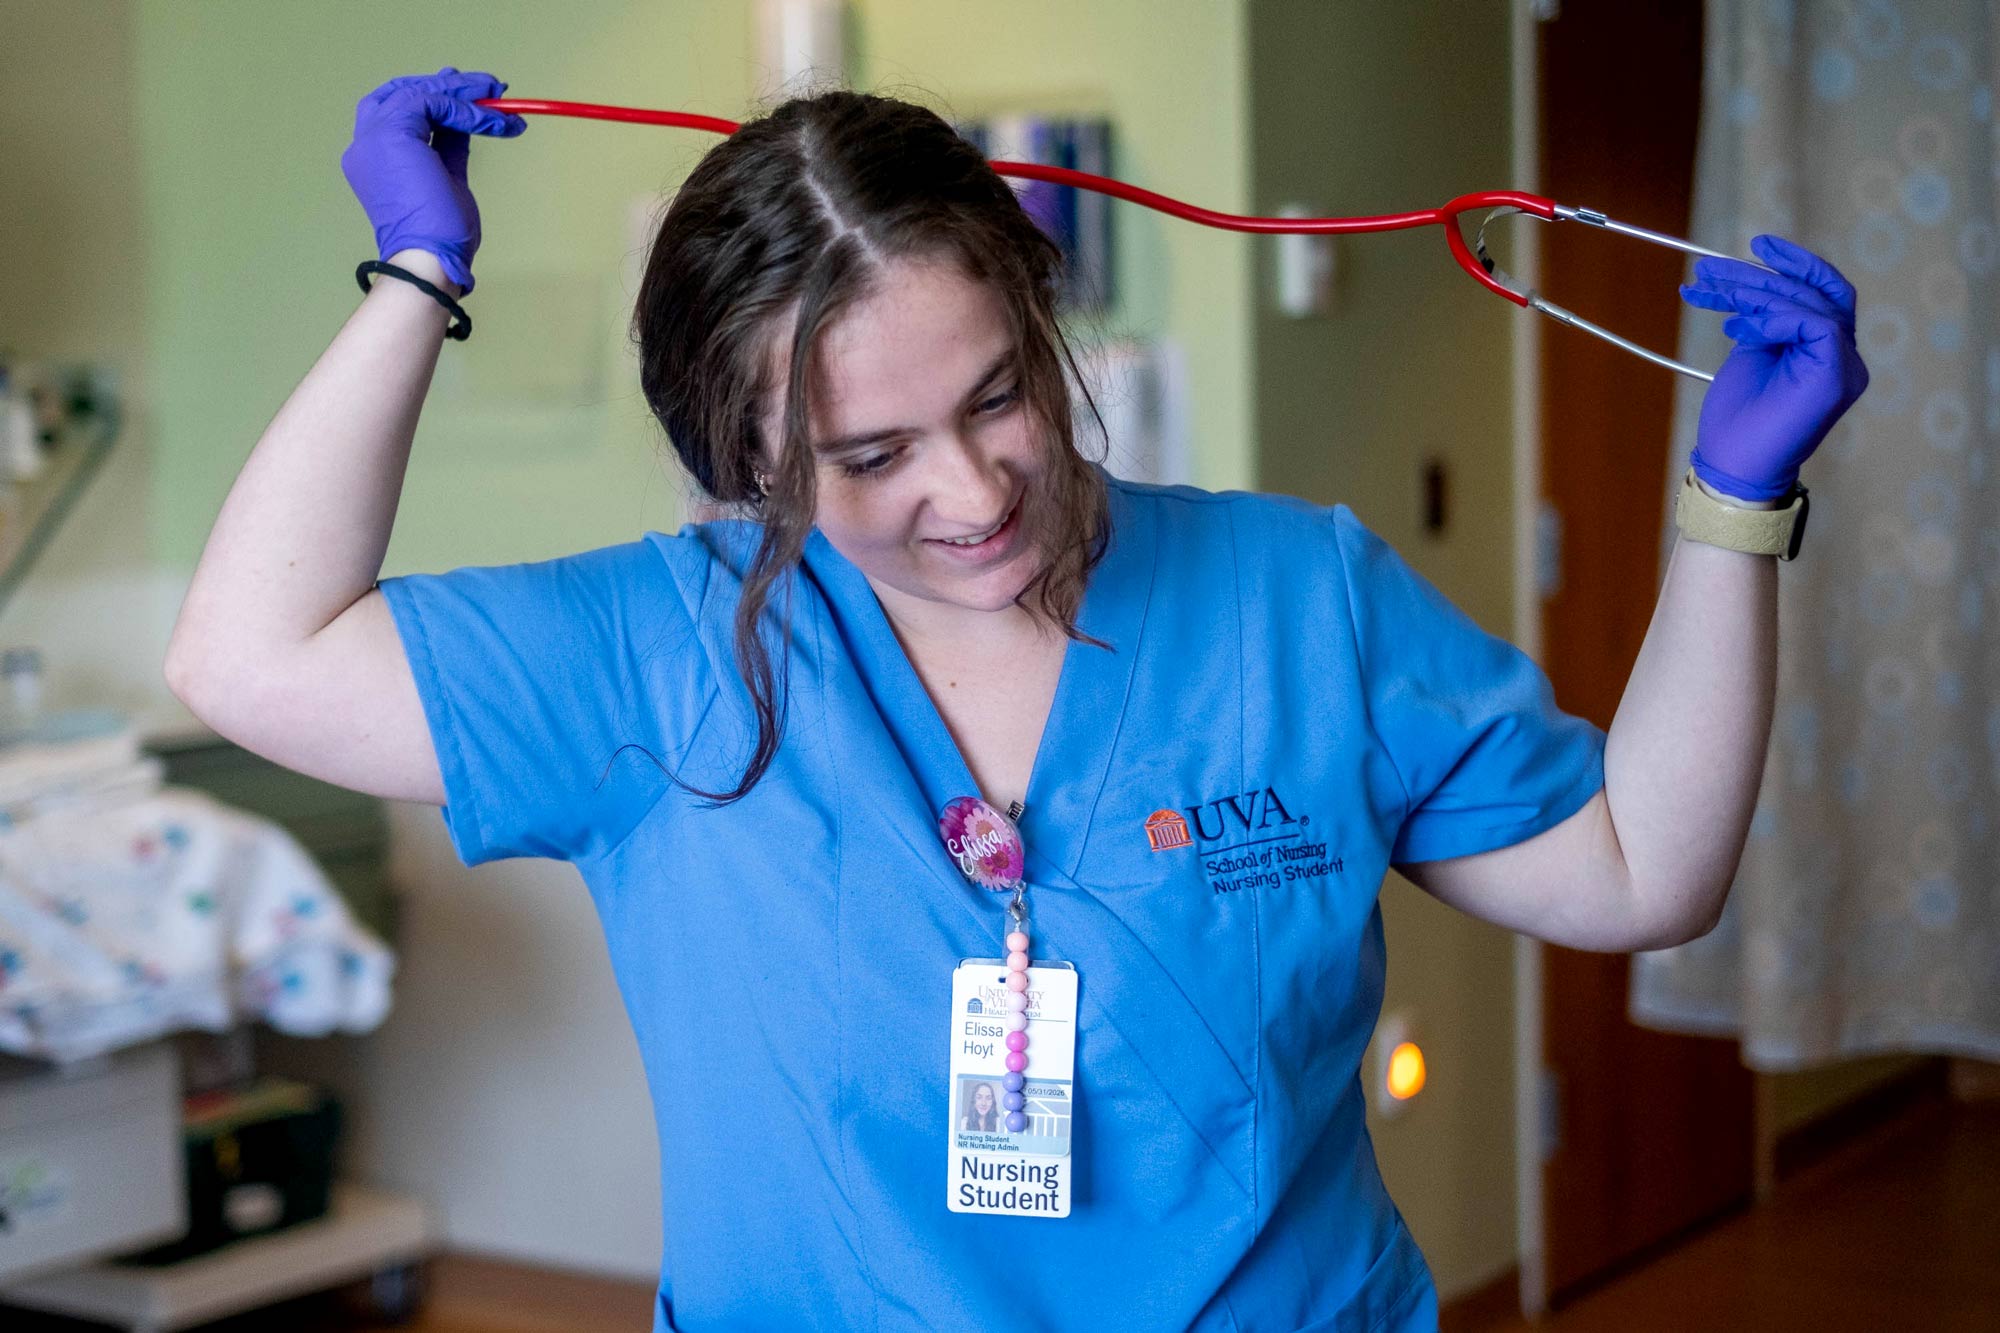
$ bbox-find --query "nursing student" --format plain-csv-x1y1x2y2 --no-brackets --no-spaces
164,70,1869,1332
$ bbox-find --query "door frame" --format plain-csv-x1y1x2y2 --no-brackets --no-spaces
1506,0,1550,1314
1508,0,1753,1312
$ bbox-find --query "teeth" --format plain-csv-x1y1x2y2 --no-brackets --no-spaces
941,511,1008,545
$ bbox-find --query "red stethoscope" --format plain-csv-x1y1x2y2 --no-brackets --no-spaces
478,97,1762,383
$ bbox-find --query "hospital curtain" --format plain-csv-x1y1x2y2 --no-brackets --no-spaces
1629,0,2000,1068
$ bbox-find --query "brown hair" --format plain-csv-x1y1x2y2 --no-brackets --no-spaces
630,88,1112,803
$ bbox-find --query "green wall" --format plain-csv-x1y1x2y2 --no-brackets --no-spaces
0,0,167,728
137,0,754,574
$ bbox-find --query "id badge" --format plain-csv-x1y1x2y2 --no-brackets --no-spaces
945,959,1078,1217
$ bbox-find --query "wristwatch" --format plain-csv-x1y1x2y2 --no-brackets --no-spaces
1672,466,1810,561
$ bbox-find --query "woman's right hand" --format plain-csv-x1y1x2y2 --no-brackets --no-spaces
339,67,526,295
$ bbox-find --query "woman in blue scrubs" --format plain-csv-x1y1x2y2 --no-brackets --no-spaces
176,72,1867,1332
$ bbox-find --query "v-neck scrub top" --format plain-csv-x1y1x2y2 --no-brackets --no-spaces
378,472,1606,1333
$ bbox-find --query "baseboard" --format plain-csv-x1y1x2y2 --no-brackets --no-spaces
1949,1058,2000,1102
1771,1056,1950,1184
417,1251,656,1331
1437,1264,1521,1331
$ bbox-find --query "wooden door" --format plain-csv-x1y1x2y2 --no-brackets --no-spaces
1536,0,1755,1304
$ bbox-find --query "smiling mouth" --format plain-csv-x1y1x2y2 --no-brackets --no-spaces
931,495,1021,547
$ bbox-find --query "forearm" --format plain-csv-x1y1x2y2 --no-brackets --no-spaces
1601,495,1780,942
166,249,459,680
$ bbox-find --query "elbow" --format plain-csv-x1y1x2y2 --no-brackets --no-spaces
162,620,201,693
162,646,204,708
162,643,229,721
162,651,192,705
163,617,231,706
1626,886,1728,952
1634,913,1722,954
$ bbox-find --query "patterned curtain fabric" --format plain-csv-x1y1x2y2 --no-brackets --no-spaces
1630,0,2000,1069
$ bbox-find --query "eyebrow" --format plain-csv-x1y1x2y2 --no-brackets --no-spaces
810,349,1017,455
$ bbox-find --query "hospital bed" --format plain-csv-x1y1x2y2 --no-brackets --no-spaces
0,721,434,1329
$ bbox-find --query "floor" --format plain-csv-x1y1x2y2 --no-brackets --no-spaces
1445,1100,2000,1333
9,1103,1996,1332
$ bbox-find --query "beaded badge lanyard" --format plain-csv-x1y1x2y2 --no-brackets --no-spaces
938,796,1036,1131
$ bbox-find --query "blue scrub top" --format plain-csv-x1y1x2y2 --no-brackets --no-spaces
378,473,1605,1333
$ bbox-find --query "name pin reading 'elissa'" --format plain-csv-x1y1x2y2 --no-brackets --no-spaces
938,797,1079,1218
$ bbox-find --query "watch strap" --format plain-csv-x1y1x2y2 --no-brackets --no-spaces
1673,467,1809,561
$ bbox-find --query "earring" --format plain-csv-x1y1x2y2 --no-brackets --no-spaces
753,469,771,496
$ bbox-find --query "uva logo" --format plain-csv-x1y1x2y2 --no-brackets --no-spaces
1145,787,1301,852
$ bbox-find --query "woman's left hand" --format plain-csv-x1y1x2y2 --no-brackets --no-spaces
1678,234,1871,502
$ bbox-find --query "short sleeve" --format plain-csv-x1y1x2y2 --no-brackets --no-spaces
376,537,711,867
1331,505,1606,865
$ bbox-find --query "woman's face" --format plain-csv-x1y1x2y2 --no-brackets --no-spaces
973,1083,995,1115
759,256,1046,620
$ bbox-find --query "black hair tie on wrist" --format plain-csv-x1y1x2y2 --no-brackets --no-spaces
355,260,472,340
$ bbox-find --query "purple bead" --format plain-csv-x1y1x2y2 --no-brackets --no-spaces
1006,1031,1028,1051
1003,1091,1025,1111
1005,1051,1027,1072
1005,1111,1027,1132
1003,1071,1024,1092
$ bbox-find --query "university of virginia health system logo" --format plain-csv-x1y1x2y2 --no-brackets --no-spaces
1145,787,1344,895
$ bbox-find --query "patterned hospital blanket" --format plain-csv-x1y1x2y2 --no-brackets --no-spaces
0,783,393,1063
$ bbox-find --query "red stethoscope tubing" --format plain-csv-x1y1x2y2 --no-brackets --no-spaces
476,97,1553,308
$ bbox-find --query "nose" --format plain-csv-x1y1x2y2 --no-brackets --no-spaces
925,432,1015,529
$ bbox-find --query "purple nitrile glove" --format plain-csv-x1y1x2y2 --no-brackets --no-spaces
1677,235,1871,502
339,67,527,296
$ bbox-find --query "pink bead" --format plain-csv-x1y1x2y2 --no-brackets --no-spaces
1005,1051,1027,1072
1006,1031,1027,1051
1006,951,1029,972
1006,931,1029,953
1006,991,1028,1013
1006,973,1028,993
1005,1012,1027,1032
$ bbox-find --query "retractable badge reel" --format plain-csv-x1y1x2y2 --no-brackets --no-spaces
937,797,1078,1218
